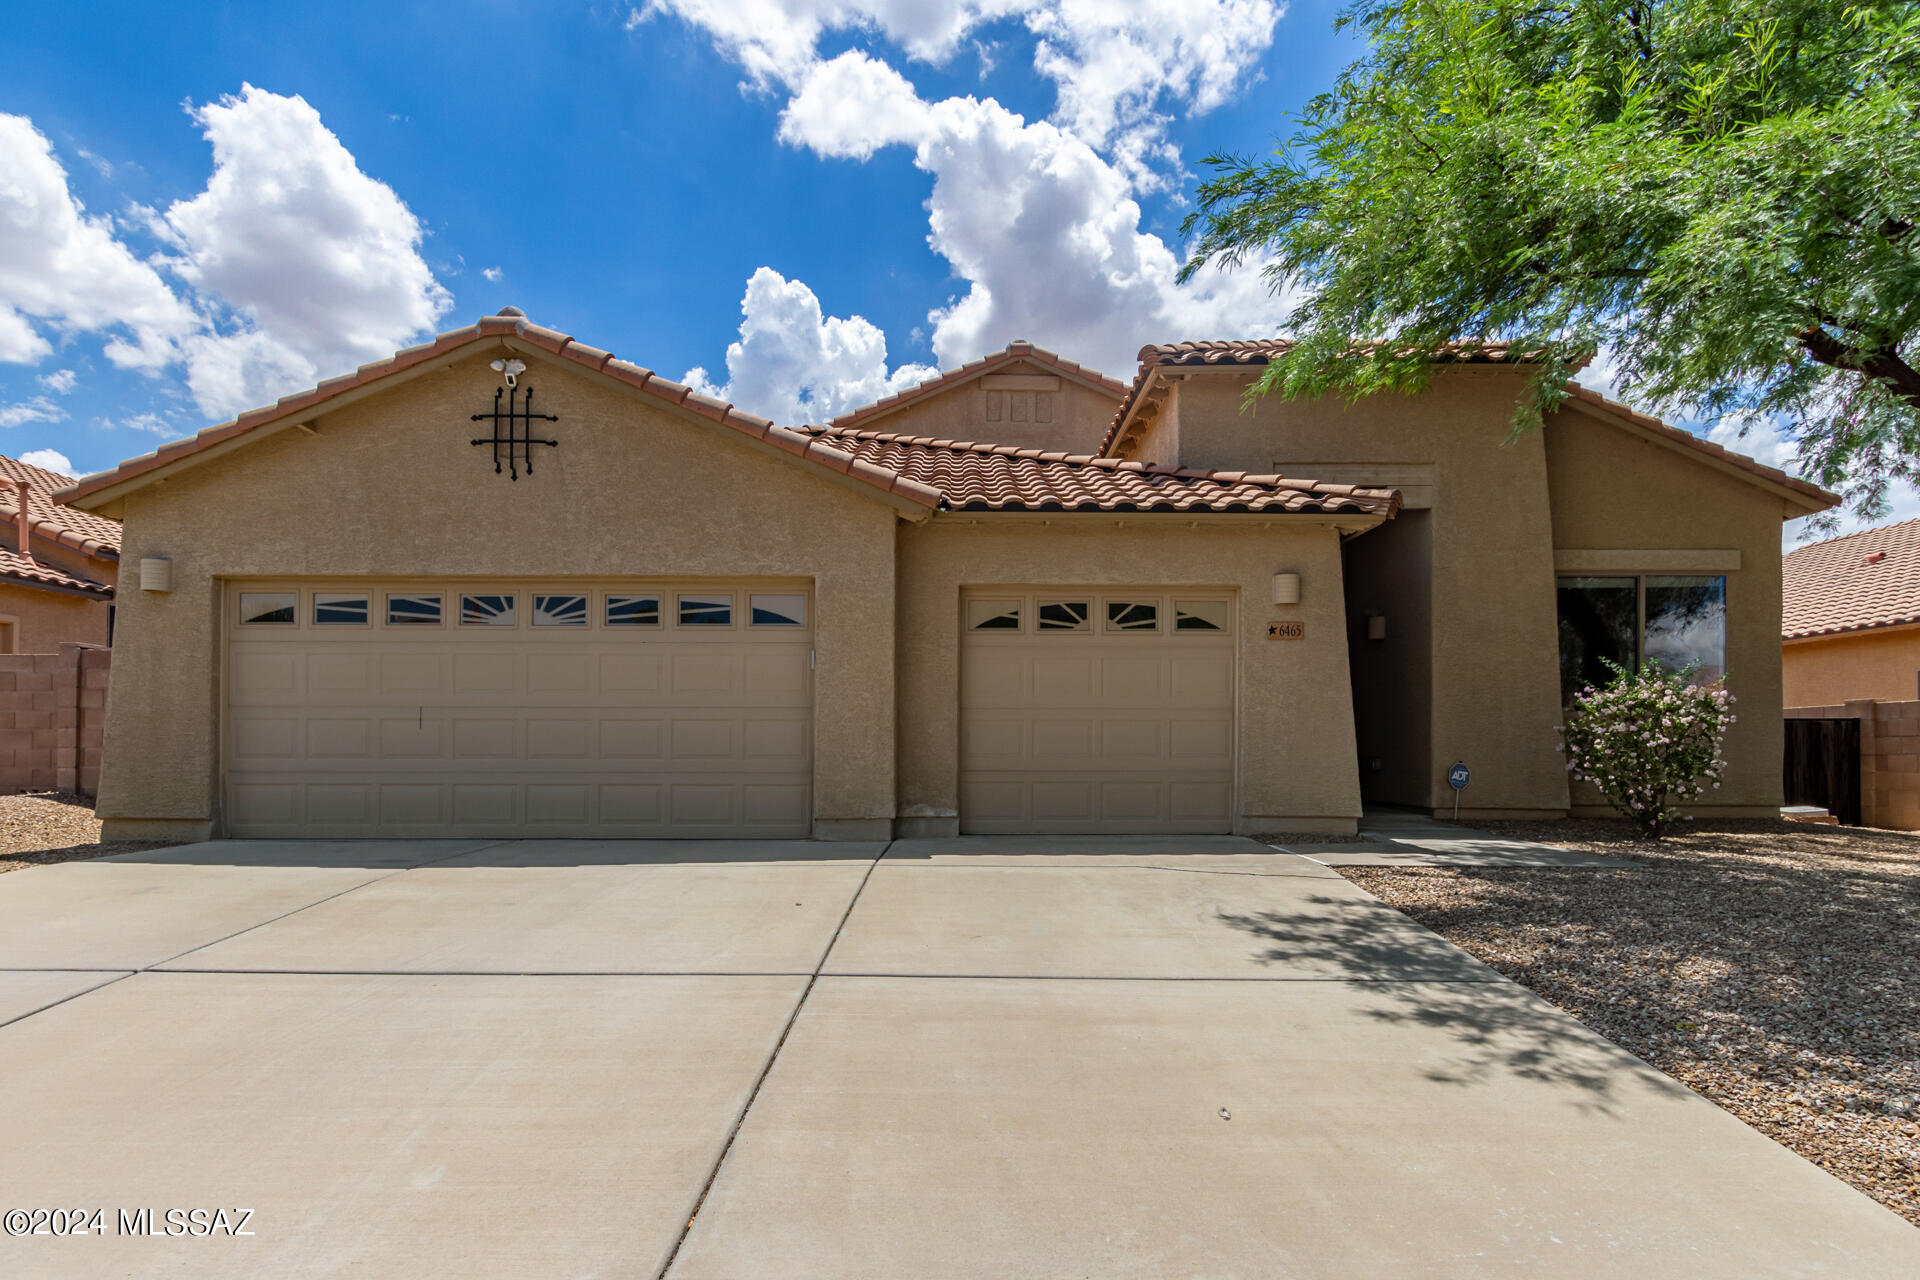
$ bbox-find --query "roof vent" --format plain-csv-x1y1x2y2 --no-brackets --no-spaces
495,306,525,318
1865,551,1887,564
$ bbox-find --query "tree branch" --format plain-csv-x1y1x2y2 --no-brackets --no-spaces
1799,326,1920,411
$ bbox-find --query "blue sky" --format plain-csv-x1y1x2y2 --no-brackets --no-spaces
1,1,1845,540
3,1,1364,478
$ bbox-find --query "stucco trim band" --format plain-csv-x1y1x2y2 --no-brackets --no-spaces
1554,549,1743,573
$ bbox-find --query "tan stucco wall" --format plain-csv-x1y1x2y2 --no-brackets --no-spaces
1543,405,1795,815
856,359,1122,454
94,348,901,840
1138,370,1571,816
0,581,111,654
895,516,1366,834
1784,628,1920,707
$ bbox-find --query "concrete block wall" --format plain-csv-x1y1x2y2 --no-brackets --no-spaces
1787,699,1920,830
0,644,110,797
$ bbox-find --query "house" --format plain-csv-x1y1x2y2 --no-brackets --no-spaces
1782,518,1920,706
57,309,1834,842
0,454,119,654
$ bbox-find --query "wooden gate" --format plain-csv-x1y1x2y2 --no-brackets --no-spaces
1783,717,1861,826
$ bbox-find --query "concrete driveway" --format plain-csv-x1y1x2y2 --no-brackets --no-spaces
0,837,1914,1278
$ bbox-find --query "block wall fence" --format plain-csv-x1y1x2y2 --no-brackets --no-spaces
0,644,109,797
1788,699,1920,831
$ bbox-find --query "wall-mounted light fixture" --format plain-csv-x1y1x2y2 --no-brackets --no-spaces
1271,572,1301,605
1367,614,1387,641
138,557,172,593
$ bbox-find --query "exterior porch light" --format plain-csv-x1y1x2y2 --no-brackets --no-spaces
1271,572,1301,605
138,557,173,592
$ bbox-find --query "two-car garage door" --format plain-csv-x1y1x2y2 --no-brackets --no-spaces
224,579,812,838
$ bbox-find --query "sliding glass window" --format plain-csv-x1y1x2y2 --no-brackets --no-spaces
1555,575,1726,702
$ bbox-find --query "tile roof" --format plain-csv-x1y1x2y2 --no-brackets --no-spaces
1783,518,1920,639
828,340,1127,430
795,425,1401,516
58,312,944,513
0,454,121,560
0,546,113,597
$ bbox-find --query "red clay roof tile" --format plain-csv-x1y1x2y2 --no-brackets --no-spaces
1784,518,1920,639
0,546,113,597
796,424,1400,517
0,455,121,561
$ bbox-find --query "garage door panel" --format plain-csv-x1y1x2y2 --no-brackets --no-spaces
961,590,1233,835
226,580,813,838
379,653,444,694
453,653,519,693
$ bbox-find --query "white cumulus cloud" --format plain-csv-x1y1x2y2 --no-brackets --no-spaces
0,114,197,368
0,396,66,428
684,266,937,425
37,368,77,394
17,447,73,477
156,85,452,419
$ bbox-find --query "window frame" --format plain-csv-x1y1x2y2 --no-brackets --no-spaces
312,593,371,627
238,592,299,627
384,593,446,627
1555,573,1727,704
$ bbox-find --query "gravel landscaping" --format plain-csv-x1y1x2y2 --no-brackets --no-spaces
1339,818,1920,1226
0,793,171,873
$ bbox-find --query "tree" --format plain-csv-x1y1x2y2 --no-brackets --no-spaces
1559,661,1733,838
1181,1,1920,518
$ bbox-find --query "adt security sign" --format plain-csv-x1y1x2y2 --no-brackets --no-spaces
1446,761,1470,820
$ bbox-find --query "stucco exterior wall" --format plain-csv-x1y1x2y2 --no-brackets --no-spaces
855,359,1121,454
0,581,111,654
94,349,901,840
895,515,1366,835
1544,405,1794,815
1149,370,1570,816
1784,628,1920,708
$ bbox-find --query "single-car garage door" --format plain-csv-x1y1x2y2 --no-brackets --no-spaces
960,590,1235,834
224,579,812,837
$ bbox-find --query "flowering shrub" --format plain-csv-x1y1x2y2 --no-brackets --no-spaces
1558,661,1733,839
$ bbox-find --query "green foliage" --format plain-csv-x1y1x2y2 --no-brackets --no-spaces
1558,660,1733,838
1182,1,1920,518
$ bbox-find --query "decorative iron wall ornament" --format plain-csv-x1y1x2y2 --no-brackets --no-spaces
470,381,558,480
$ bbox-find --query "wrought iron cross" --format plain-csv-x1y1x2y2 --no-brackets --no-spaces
470,384,558,480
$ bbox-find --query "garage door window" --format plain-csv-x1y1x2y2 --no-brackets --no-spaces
239,593,297,626
1173,600,1228,631
606,594,661,626
1106,601,1158,631
533,594,588,627
967,599,1022,631
679,594,733,626
1037,601,1090,631
313,594,369,626
386,594,443,626
461,594,517,627
750,594,806,626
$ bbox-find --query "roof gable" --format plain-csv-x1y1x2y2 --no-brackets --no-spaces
59,311,942,515
829,341,1125,432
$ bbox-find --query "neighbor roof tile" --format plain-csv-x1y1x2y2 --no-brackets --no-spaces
1783,518,1920,639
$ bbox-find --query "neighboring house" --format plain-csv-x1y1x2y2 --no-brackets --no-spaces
59,309,1833,842
1782,519,1920,706
0,454,119,654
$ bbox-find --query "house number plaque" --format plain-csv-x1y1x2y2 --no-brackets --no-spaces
1267,621,1305,640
